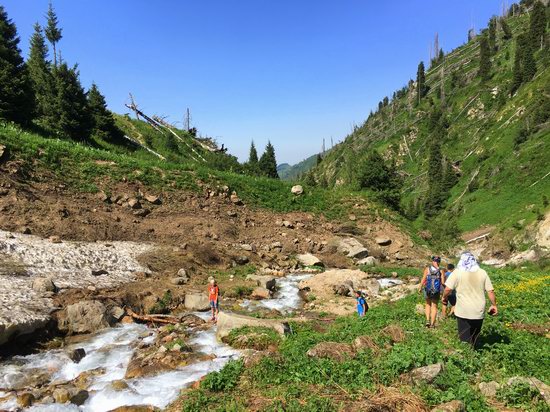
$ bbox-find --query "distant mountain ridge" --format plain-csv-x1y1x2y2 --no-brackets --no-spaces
277,154,319,181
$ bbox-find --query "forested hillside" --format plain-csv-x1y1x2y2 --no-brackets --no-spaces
311,2,550,250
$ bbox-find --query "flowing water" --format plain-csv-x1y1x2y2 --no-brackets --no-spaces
0,274,309,411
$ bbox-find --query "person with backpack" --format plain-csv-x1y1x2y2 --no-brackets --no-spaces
418,256,443,328
355,290,368,317
442,263,456,318
442,252,497,346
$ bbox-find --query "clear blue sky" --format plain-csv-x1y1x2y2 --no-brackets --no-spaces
5,0,504,164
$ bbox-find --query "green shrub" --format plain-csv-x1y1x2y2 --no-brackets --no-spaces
201,360,244,392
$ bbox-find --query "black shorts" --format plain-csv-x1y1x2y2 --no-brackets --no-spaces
447,294,457,306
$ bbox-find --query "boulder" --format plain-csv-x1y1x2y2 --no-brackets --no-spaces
332,237,369,259
241,244,254,251
53,387,70,403
69,348,86,363
70,389,89,406
291,185,304,195
184,292,210,311
246,275,277,291
31,277,56,293
332,280,354,296
17,392,35,407
250,287,271,300
128,198,141,209
362,278,380,296
109,306,125,321
352,335,378,353
282,220,294,229
144,194,161,205
58,300,113,334
415,303,425,315
356,256,378,267
170,277,188,285
375,236,392,246
506,377,550,405
235,255,250,265
297,253,323,267
409,363,443,383
431,400,465,412
306,342,355,362
478,381,500,398
216,312,290,339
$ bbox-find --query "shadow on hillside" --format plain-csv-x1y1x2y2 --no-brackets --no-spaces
476,329,511,350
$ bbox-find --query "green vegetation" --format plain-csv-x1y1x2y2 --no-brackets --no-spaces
277,153,320,181
311,4,549,241
224,326,282,350
181,266,550,411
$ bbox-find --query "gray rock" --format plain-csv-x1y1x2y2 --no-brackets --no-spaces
70,389,89,406
170,277,188,285
128,198,142,209
297,253,323,267
58,300,113,334
333,237,369,259
31,277,56,293
230,192,243,205
235,255,250,265
409,363,443,383
241,244,254,251
109,306,126,321
479,381,500,398
506,376,550,405
375,236,392,246
431,400,465,412
306,342,355,362
216,312,290,340
282,220,294,229
246,275,277,291
133,208,151,217
250,287,271,300
356,256,378,267
184,292,210,311
144,194,161,205
291,185,304,195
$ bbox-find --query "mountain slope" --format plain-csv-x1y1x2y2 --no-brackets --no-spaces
312,9,550,253
278,153,319,181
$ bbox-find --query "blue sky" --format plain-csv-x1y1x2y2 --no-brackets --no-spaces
5,0,504,164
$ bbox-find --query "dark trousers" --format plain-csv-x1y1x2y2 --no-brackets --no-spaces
457,316,483,346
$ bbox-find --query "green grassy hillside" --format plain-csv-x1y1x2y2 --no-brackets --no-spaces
278,154,319,181
312,9,550,240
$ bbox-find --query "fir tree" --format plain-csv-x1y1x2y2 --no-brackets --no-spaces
45,1,62,66
28,23,53,120
438,48,445,63
478,35,492,81
501,17,513,40
518,33,537,81
416,61,428,104
259,141,279,179
0,6,34,125
424,138,445,218
488,17,497,52
316,153,323,165
248,141,259,165
87,83,122,143
529,0,547,50
50,63,91,140
510,38,524,95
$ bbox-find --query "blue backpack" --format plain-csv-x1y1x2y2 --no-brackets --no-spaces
425,265,441,298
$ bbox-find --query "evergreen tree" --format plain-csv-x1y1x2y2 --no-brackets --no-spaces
49,63,91,140
0,6,34,125
501,17,513,40
510,38,524,95
358,150,401,209
45,1,62,66
424,138,445,218
416,61,428,104
316,153,323,165
438,48,445,62
488,17,497,52
478,35,492,81
529,0,547,49
248,141,258,165
517,33,537,81
258,141,279,179
87,83,122,143
28,23,53,120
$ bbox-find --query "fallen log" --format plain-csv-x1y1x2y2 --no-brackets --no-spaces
125,307,180,324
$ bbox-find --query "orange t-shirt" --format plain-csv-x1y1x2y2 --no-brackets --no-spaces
208,285,219,301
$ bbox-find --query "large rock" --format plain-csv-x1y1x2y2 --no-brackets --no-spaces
216,312,290,340
356,256,378,267
144,194,161,205
297,253,323,267
299,269,375,300
31,277,56,293
332,237,369,259
184,292,210,311
536,211,550,249
479,381,500,397
409,363,443,383
306,342,355,362
246,275,277,291
506,376,550,405
291,185,304,195
58,300,113,334
352,335,378,353
251,287,271,300
375,236,392,246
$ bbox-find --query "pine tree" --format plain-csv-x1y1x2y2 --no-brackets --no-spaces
424,138,445,218
438,48,445,63
517,33,537,81
45,1,62,67
478,35,492,81
501,18,513,40
258,141,279,179
248,141,259,165
87,83,122,143
510,43,523,95
0,6,34,124
416,61,428,104
50,63,91,140
316,153,323,165
529,1,547,50
28,23,54,120
488,17,498,52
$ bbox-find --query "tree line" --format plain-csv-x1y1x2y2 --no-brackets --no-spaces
0,3,121,144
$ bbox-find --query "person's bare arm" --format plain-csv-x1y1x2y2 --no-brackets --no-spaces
487,290,497,315
418,268,428,292
441,287,452,304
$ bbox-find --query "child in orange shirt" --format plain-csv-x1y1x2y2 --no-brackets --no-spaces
208,278,219,321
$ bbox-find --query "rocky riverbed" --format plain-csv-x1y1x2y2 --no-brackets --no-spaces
0,230,153,345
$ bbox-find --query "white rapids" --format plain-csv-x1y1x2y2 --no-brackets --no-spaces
0,274,309,411
241,273,312,313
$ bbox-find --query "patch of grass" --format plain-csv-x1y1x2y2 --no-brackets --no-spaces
148,290,172,314
201,360,244,392
223,326,281,350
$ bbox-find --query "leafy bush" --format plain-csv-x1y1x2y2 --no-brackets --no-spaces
201,360,244,392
